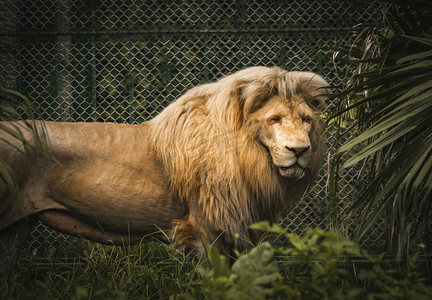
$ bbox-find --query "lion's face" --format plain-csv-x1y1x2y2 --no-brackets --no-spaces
250,95,321,179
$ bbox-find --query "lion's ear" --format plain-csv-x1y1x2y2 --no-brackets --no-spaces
307,95,326,112
239,81,273,118
300,75,329,112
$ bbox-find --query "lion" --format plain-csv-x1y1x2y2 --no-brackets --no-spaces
0,66,328,273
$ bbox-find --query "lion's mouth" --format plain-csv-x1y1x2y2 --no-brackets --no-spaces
278,163,305,170
277,164,306,179
279,166,291,172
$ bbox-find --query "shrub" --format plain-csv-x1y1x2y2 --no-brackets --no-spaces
185,222,432,299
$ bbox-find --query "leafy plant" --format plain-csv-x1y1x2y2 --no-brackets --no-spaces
187,241,284,300
250,222,362,300
326,0,432,256
359,253,432,300
186,222,432,299
0,88,54,202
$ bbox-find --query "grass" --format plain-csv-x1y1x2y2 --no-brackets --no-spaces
2,240,202,299
1,224,432,299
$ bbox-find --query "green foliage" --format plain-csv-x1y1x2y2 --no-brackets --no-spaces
249,222,363,300
325,1,432,256
2,224,432,299
359,253,432,300
189,242,283,300
184,222,432,300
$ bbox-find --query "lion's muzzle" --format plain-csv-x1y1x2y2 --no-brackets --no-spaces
275,145,312,179
286,146,310,157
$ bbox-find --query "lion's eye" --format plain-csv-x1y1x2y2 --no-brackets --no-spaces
301,116,312,124
267,115,281,125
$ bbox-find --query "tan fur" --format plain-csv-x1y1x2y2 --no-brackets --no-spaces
0,66,328,263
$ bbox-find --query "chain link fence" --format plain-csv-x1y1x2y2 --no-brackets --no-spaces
1,0,385,256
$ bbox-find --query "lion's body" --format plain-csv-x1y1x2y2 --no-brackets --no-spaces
0,122,185,243
0,66,328,273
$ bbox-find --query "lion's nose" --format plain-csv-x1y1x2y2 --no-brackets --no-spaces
286,146,310,157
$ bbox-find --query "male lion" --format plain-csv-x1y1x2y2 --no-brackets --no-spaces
0,66,328,273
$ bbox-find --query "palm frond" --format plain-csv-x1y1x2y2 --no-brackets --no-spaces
327,1,432,256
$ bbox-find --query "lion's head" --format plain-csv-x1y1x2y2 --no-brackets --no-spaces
250,95,319,179
229,68,328,186
149,66,328,250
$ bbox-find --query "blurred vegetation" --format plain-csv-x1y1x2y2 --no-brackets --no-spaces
1,223,431,299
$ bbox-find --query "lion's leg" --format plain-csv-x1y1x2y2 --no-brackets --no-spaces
171,214,230,256
0,217,35,279
171,216,203,254
37,210,164,245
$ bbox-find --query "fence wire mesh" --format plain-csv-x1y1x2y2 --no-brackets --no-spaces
1,0,386,256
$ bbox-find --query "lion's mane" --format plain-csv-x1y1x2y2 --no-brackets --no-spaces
149,66,328,249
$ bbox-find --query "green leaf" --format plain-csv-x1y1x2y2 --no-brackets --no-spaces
402,34,432,47
342,104,431,168
249,221,286,234
399,143,432,201
397,50,432,65
231,242,280,296
0,158,21,202
207,246,231,278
